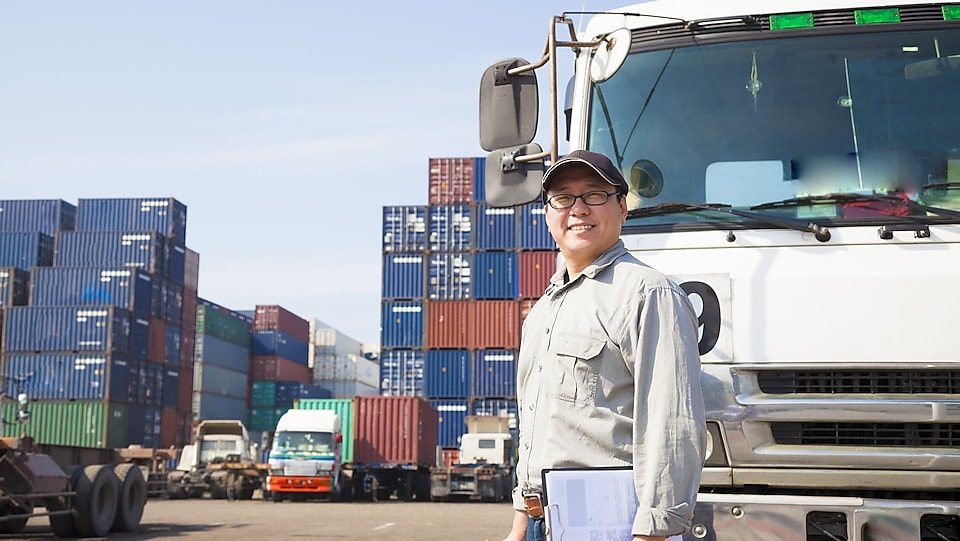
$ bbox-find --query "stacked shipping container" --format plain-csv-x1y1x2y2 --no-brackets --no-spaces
381,157,557,447
193,299,253,424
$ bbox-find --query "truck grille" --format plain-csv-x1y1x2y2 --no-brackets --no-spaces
757,370,960,394
771,422,960,447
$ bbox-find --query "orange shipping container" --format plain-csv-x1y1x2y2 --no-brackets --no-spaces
353,396,438,467
250,355,313,383
253,305,309,343
424,301,472,349
472,300,520,350
177,366,193,413
147,317,167,364
518,250,557,299
519,299,538,327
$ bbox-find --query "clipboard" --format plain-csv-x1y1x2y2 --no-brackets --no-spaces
541,467,682,541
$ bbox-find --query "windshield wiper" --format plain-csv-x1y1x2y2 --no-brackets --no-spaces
628,202,831,242
751,192,960,220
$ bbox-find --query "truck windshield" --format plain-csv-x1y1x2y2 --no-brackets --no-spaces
272,431,333,455
587,25,960,228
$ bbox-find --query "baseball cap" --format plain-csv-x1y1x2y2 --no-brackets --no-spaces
541,150,629,203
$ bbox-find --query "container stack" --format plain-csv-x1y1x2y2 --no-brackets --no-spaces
310,319,379,398
0,197,196,449
193,298,253,423
380,157,557,447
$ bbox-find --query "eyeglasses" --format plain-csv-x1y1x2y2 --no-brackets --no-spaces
545,190,620,210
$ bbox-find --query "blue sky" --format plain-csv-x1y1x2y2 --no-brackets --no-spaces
0,1,627,346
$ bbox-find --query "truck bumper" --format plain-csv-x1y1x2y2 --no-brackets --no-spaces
690,493,960,541
266,475,333,493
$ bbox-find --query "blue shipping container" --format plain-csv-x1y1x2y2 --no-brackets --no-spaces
382,253,424,300
474,204,517,250
518,203,556,250
427,252,472,300
380,349,425,397
471,157,488,203
2,306,131,354
425,349,471,399
3,353,130,402
472,252,518,300
380,301,424,348
430,399,469,448
131,316,150,359
428,204,473,252
162,368,179,409
55,230,165,274
151,276,183,326
0,267,29,307
195,392,248,422
251,330,309,365
126,403,162,448
473,349,517,398
30,266,153,316
275,381,332,408
382,205,426,253
0,199,76,236
195,362,249,400
195,334,250,373
128,358,164,406
165,325,181,365
0,232,54,270
77,197,187,244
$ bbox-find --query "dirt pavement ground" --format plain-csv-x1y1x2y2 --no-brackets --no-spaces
7,499,514,540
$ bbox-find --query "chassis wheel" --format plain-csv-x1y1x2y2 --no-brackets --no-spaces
0,500,31,533
112,463,147,532
74,464,119,538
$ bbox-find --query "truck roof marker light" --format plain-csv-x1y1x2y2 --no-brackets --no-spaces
769,13,814,31
944,5,960,20
854,8,901,25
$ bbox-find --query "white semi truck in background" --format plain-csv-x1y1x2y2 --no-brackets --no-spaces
166,420,266,500
266,408,342,501
479,1,960,539
430,415,515,502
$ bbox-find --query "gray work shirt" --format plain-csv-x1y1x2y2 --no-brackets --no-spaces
512,240,706,537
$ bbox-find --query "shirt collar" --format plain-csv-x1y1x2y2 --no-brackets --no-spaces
546,240,628,294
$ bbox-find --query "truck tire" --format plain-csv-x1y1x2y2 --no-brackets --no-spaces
0,501,30,533
74,464,119,538
112,463,147,532
47,467,81,538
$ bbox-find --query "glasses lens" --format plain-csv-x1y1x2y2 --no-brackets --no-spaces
548,194,575,208
582,191,611,205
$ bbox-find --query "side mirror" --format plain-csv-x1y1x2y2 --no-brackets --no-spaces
485,144,545,207
479,58,539,152
335,434,343,444
17,393,30,424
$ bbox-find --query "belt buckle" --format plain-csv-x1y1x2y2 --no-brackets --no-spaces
523,492,544,519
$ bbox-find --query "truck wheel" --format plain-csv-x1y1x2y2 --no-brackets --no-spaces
112,463,147,532
73,464,119,538
47,468,81,538
0,501,30,533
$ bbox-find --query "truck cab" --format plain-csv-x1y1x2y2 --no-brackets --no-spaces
266,409,342,501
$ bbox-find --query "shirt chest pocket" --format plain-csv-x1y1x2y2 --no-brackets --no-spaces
550,334,605,404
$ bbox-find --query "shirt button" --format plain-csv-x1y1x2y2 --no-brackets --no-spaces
537,365,542,372
544,328,550,334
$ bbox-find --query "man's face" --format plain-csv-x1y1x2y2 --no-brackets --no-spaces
544,165,627,274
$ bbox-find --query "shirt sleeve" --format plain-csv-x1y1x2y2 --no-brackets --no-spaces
629,285,707,536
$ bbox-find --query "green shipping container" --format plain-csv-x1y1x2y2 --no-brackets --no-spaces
196,305,251,347
248,406,287,433
3,401,127,449
249,380,277,407
295,398,355,463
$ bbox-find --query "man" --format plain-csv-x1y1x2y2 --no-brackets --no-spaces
502,150,706,541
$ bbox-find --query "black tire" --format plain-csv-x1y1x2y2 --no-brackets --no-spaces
0,501,30,533
74,464,119,538
48,467,81,538
112,463,147,532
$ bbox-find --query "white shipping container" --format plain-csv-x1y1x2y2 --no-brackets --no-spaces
312,353,379,388
308,319,363,355
314,378,378,399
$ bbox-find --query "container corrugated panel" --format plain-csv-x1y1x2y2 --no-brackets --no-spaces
1,306,131,354
473,251,518,300
253,305,309,344
471,157,487,203
194,362,248,400
474,204,517,250
3,400,127,449
295,398,354,463
55,230,165,273
425,349,471,399
519,299,537,326
162,368,179,409
249,380,277,407
312,379,378,399
165,241,186,285
379,349,425,397
473,301,520,350
0,232,54,270
165,325,181,365
424,300,471,350
131,316,150,359
128,358,164,406
179,287,198,368
76,197,187,244
0,199,76,235
195,334,250,373
382,254,424,300
428,204,473,252
0,267,29,307
250,355,312,383
382,205,426,253
196,393,249,424
151,276,183,326
30,266,153,316
429,399,468,448
518,202,556,250
2,353,130,402
473,349,517,398
177,366,193,412
428,157,477,205
161,407,191,449
147,317,167,363
196,304,252,348
184,248,200,291
126,403,162,448
353,395,438,467
427,252,472,300
380,301,424,349
312,353,379,387
518,251,558,299
275,381,332,408
251,330,309,365
247,406,287,433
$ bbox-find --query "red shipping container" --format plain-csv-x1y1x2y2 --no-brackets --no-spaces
519,299,538,327
177,366,194,413
424,301,472,349
353,396,438,467
160,407,186,448
253,305,309,344
250,355,312,383
180,287,198,368
428,157,476,205
147,317,167,364
473,300,520,350
518,250,558,299
439,447,459,469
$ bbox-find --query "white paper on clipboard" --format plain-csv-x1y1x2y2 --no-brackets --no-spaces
541,467,682,541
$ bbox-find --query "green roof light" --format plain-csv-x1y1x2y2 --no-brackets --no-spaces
770,13,815,30
944,5,960,20
855,8,901,24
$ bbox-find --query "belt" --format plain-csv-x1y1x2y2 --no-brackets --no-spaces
523,492,544,519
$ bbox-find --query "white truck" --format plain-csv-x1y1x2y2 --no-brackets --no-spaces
166,420,266,500
430,416,515,502
480,1,960,539
265,409,342,502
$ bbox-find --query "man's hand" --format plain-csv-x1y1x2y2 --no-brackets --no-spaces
633,536,667,541
501,509,527,541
